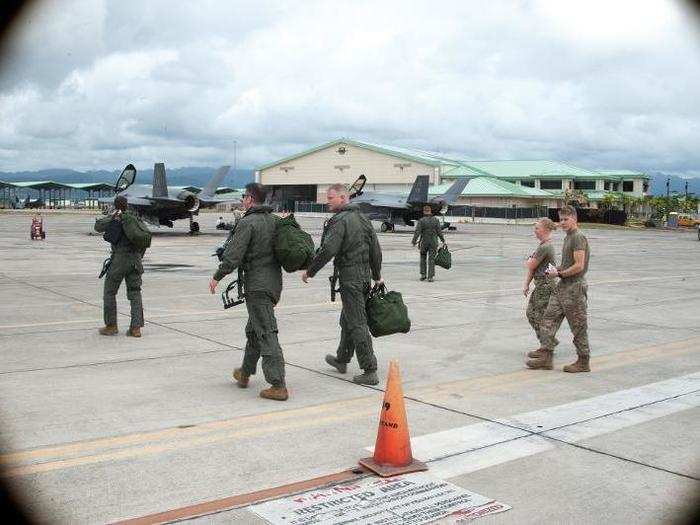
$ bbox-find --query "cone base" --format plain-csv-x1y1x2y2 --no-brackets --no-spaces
358,457,428,478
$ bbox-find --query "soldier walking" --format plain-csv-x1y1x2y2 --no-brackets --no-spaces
411,205,445,282
209,183,288,401
94,196,145,337
523,218,558,359
301,183,383,385
527,205,591,372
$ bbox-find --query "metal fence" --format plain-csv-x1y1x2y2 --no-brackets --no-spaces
447,205,548,219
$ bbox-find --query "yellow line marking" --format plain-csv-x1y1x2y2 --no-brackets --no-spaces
0,395,376,467
3,336,699,477
1,274,693,330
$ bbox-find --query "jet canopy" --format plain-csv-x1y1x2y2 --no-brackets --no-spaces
115,164,137,193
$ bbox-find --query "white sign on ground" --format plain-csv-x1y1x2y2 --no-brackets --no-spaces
249,472,510,525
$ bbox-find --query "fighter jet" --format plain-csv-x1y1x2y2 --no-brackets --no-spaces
103,163,236,233
349,174,468,231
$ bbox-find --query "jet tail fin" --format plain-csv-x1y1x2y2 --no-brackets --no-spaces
200,166,231,199
436,177,468,205
152,163,168,198
407,175,429,203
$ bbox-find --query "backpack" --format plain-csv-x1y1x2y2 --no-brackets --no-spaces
365,283,411,337
435,244,451,269
274,214,315,272
121,212,152,250
103,219,123,245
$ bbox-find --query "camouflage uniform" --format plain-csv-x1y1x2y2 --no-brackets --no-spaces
539,229,590,356
412,215,445,279
307,203,382,372
214,205,286,387
526,240,557,345
94,214,145,329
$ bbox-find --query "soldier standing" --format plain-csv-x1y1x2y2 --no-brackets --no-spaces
94,196,145,337
301,183,383,385
523,218,557,359
209,183,288,401
527,205,591,372
411,205,445,282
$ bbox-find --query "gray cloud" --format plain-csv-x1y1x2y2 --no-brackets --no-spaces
0,0,699,176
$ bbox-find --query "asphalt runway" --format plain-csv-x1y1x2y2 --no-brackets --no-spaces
0,210,698,524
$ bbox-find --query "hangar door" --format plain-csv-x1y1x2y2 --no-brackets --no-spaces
269,185,317,211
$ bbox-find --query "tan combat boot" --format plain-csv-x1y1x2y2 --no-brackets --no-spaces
232,368,249,388
563,355,590,373
126,327,141,338
527,347,546,358
98,325,118,336
260,386,289,401
526,349,553,370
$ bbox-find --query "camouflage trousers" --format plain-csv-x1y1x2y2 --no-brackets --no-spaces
526,279,556,346
420,244,437,279
539,280,589,357
241,291,286,387
336,280,377,372
103,253,144,328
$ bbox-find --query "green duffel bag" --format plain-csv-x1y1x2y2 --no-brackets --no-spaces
121,212,152,250
274,213,315,272
366,283,411,337
435,244,451,269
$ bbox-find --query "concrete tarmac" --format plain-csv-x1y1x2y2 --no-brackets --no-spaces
0,210,698,524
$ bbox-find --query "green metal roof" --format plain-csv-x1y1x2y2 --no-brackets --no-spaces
257,138,459,170
66,183,114,191
430,177,554,199
451,160,606,180
7,181,72,190
597,170,650,180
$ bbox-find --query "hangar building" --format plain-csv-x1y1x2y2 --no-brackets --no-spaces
256,138,650,210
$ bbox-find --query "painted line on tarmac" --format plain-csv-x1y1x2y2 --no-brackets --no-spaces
3,339,698,475
411,336,700,400
113,374,700,524
414,376,700,481
1,273,692,330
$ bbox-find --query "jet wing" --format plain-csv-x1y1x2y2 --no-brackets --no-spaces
352,193,410,209
98,196,154,207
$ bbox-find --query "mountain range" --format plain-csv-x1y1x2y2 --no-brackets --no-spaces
0,167,255,190
1,168,698,196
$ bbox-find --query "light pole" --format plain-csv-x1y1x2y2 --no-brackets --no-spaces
666,177,670,200
233,140,237,173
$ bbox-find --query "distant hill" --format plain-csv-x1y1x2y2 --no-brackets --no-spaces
648,172,700,197
0,167,255,189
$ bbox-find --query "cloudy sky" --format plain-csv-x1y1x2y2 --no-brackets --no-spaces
1,0,699,175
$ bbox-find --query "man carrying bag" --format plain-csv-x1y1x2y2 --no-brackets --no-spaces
302,183,383,385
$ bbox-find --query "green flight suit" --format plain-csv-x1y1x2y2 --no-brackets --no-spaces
94,214,145,329
307,203,382,372
539,229,591,357
412,215,445,279
213,205,285,387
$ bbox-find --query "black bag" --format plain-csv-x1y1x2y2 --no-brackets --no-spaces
274,214,315,272
365,283,411,337
435,244,452,269
103,219,123,245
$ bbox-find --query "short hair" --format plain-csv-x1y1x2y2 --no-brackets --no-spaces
327,183,348,195
423,205,432,212
244,183,268,204
559,205,577,219
114,195,128,211
537,217,557,231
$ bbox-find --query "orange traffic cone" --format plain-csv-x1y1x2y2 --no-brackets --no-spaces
358,360,427,477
